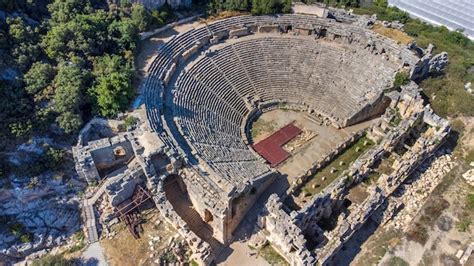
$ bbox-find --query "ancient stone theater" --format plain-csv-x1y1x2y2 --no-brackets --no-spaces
74,11,450,265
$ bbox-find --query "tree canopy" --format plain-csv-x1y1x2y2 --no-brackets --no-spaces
207,0,291,15
90,55,134,117
0,0,150,141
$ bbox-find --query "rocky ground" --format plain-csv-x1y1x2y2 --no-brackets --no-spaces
387,151,456,230
349,118,474,266
0,138,86,263
100,211,190,265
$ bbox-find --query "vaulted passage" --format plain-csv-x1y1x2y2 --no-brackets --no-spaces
163,175,223,251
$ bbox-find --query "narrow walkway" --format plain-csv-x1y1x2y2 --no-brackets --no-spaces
81,242,108,266
82,165,132,243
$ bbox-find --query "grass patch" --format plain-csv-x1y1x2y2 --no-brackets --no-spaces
298,136,374,196
32,255,77,266
363,171,381,185
466,194,474,210
372,23,413,45
258,243,289,266
464,149,474,164
65,231,86,254
353,228,401,266
251,118,276,141
202,11,249,23
354,2,474,118
388,256,409,266
456,219,471,232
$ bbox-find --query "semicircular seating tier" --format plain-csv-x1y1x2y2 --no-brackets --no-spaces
144,14,419,188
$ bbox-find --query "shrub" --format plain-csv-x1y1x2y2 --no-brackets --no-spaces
393,71,410,88
124,116,138,129
466,194,474,210
456,219,471,232
20,233,33,243
32,255,77,266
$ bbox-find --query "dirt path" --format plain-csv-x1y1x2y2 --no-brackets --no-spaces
82,242,108,266
217,241,270,266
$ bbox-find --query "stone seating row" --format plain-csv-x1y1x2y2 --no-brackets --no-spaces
144,14,419,184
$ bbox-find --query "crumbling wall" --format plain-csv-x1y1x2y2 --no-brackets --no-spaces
344,93,391,127
225,172,276,242
261,194,316,266
151,180,215,265
259,85,450,265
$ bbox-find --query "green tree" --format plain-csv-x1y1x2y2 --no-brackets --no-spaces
224,0,251,11
91,55,134,117
44,10,111,60
7,17,41,70
54,63,87,113
56,111,83,134
53,62,89,133
48,0,93,25
150,4,174,28
131,4,150,32
0,80,34,141
251,0,288,15
24,62,56,96
108,17,139,54
9,121,33,138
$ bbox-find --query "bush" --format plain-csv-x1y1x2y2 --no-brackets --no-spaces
124,116,138,129
466,194,474,210
150,4,175,28
456,219,471,232
20,233,33,243
393,71,410,88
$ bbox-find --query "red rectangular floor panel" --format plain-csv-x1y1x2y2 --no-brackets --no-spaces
253,123,302,167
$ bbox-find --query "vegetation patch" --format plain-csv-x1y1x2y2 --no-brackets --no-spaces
0,216,33,244
258,243,289,266
251,118,276,141
298,135,374,197
206,0,291,16
372,23,413,45
406,224,429,245
352,228,401,266
32,255,77,266
387,256,409,266
455,219,471,232
353,0,474,118
393,71,410,88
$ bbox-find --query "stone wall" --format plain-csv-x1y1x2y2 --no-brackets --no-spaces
288,131,365,196
261,194,316,266
344,93,392,127
151,180,215,265
259,85,450,265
